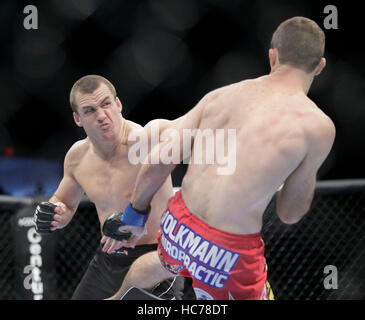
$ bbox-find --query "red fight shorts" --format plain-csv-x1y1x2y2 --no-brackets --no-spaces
157,190,273,300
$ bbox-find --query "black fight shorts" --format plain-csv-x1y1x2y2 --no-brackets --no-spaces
71,243,195,300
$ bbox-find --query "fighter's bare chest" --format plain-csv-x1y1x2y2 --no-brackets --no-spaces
74,156,140,209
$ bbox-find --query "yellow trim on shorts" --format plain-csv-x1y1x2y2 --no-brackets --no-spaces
265,280,275,300
265,263,274,300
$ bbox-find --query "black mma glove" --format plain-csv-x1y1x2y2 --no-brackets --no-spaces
34,201,57,234
102,213,132,241
102,203,151,241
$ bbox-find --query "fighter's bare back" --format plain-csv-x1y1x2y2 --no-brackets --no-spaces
181,76,335,235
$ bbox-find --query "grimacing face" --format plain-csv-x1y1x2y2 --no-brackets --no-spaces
73,83,122,140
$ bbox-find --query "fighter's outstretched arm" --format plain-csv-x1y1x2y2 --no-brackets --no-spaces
103,93,210,246
125,102,205,247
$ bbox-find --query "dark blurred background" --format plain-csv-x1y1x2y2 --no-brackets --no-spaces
0,0,363,196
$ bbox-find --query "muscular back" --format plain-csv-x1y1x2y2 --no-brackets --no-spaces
181,77,334,234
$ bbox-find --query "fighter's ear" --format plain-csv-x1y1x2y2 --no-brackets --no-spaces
314,57,326,76
116,97,122,112
269,48,279,70
73,112,83,127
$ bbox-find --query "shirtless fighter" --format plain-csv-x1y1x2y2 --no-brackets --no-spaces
33,75,191,299
105,17,336,300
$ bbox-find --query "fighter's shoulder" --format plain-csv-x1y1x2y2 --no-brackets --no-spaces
125,120,144,134
125,119,171,139
143,118,178,134
302,102,336,153
304,102,335,135
205,79,254,101
64,139,90,168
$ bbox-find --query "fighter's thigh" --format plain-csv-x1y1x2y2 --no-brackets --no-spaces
130,250,176,281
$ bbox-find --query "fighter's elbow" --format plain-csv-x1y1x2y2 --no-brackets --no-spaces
277,213,301,224
276,206,310,225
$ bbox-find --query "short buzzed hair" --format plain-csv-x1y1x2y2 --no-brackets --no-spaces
271,17,325,73
69,75,117,113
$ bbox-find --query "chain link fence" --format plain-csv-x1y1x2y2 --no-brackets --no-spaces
0,180,364,300
262,180,365,300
